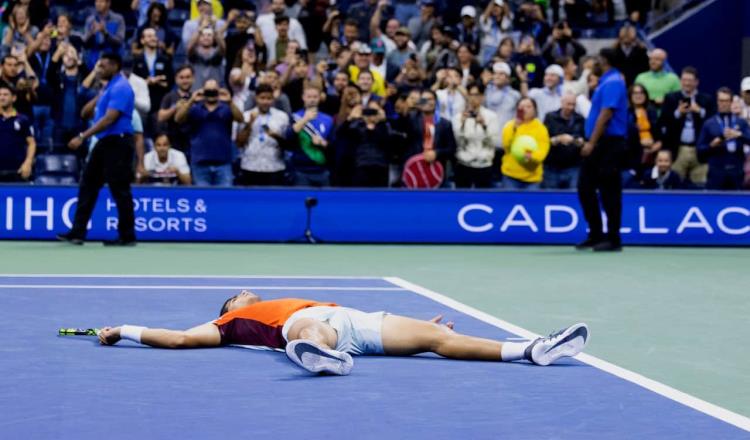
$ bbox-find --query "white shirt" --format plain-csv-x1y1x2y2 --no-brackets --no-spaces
576,94,592,119
529,87,562,122
452,106,502,168
484,83,521,128
436,88,466,122
144,149,190,177
128,73,151,115
256,13,307,62
181,17,226,48
238,107,290,173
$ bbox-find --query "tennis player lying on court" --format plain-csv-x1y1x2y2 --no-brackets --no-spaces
98,291,589,375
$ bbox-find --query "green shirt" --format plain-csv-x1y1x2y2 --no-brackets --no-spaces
635,70,681,103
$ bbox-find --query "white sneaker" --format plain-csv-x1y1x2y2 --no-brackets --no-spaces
285,339,354,376
524,323,589,366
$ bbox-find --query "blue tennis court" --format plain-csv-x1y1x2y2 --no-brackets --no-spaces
0,275,748,439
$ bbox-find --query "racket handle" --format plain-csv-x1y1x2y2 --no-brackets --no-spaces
58,328,99,336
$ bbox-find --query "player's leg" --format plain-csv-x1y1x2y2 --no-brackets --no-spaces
381,314,589,366
285,317,354,375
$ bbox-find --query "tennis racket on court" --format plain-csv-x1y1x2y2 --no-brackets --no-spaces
58,328,100,337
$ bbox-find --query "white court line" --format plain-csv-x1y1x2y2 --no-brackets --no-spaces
384,277,750,433
0,284,405,291
0,274,383,280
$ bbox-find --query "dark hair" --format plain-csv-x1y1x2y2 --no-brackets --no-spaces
0,83,16,95
255,83,274,96
344,18,358,27
357,69,374,80
219,295,236,316
717,86,733,97
421,88,437,101
466,81,485,95
1,55,18,65
147,1,168,27
100,52,123,70
599,48,617,67
175,64,194,76
154,132,171,143
628,83,650,107
556,55,574,69
274,15,289,25
517,96,538,115
681,66,698,79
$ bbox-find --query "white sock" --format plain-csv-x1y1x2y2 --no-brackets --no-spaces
500,341,531,362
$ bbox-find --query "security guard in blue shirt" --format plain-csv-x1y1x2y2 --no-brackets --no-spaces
57,52,137,246
577,48,628,252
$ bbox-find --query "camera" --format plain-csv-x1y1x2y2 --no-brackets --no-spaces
362,108,378,117
203,89,219,98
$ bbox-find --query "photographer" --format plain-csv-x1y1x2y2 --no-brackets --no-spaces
339,100,392,187
157,65,194,156
187,25,225,91
452,82,500,189
174,78,244,186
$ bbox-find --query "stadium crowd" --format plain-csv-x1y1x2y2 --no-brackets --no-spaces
0,0,749,190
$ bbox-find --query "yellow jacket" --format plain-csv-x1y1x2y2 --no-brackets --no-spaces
348,65,387,98
500,118,550,183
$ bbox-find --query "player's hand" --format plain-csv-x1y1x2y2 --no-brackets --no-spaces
98,326,121,345
68,136,83,150
581,141,594,157
429,314,454,331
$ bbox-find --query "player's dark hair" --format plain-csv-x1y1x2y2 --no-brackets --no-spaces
219,295,236,316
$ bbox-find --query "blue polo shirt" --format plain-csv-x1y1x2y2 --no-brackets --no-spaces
94,73,134,137
585,68,628,139
290,109,334,171
0,111,32,172
187,103,235,165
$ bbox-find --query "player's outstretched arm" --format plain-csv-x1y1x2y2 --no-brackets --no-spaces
98,322,222,349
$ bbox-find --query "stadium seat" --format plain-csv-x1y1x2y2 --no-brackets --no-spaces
34,154,80,185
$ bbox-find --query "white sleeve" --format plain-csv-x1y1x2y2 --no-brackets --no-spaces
143,151,157,172
129,74,151,115
290,19,307,49
173,150,191,175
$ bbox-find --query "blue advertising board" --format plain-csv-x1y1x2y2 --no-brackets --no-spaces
0,185,748,245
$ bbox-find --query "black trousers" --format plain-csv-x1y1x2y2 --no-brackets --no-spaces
454,163,494,189
70,134,135,241
706,164,744,190
353,165,389,187
577,136,625,245
236,170,286,186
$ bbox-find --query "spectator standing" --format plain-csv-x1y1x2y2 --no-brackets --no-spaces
289,84,335,187
541,20,586,66
51,45,87,151
348,0,390,43
158,65,194,155
0,54,37,120
340,100,392,187
500,97,550,190
408,0,438,48
401,89,457,172
612,24,648,87
133,27,174,133
456,44,482,88
133,3,180,58
181,0,226,48
2,3,38,54
452,82,501,188
349,44,386,98
141,132,192,185
54,14,85,54
543,93,585,189
456,6,480,56
187,26,225,90
737,76,750,126
484,61,520,129
0,84,35,182
174,78,244,186
479,0,511,66
511,35,546,89
256,0,307,61
658,66,714,187
624,83,661,187
132,0,174,27
235,84,290,186
634,48,680,107
27,26,57,149
527,64,564,122
83,0,126,69
641,150,682,190
59,53,136,246
577,49,629,252
434,68,466,122
697,87,750,190
385,27,417,81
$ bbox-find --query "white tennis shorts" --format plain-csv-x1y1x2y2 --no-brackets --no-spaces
282,306,386,355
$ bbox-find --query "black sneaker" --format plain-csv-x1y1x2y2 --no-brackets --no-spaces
56,233,84,245
102,239,137,247
593,240,622,252
575,237,602,250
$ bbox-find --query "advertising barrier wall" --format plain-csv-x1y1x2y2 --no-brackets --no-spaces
0,185,748,245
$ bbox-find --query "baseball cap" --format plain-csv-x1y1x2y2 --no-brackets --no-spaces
741,76,750,92
493,0,504,6
371,38,386,54
461,5,476,18
395,26,411,36
545,64,565,78
492,62,511,75
356,44,373,55
419,0,435,7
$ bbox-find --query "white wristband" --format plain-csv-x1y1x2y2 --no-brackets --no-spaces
120,325,146,344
